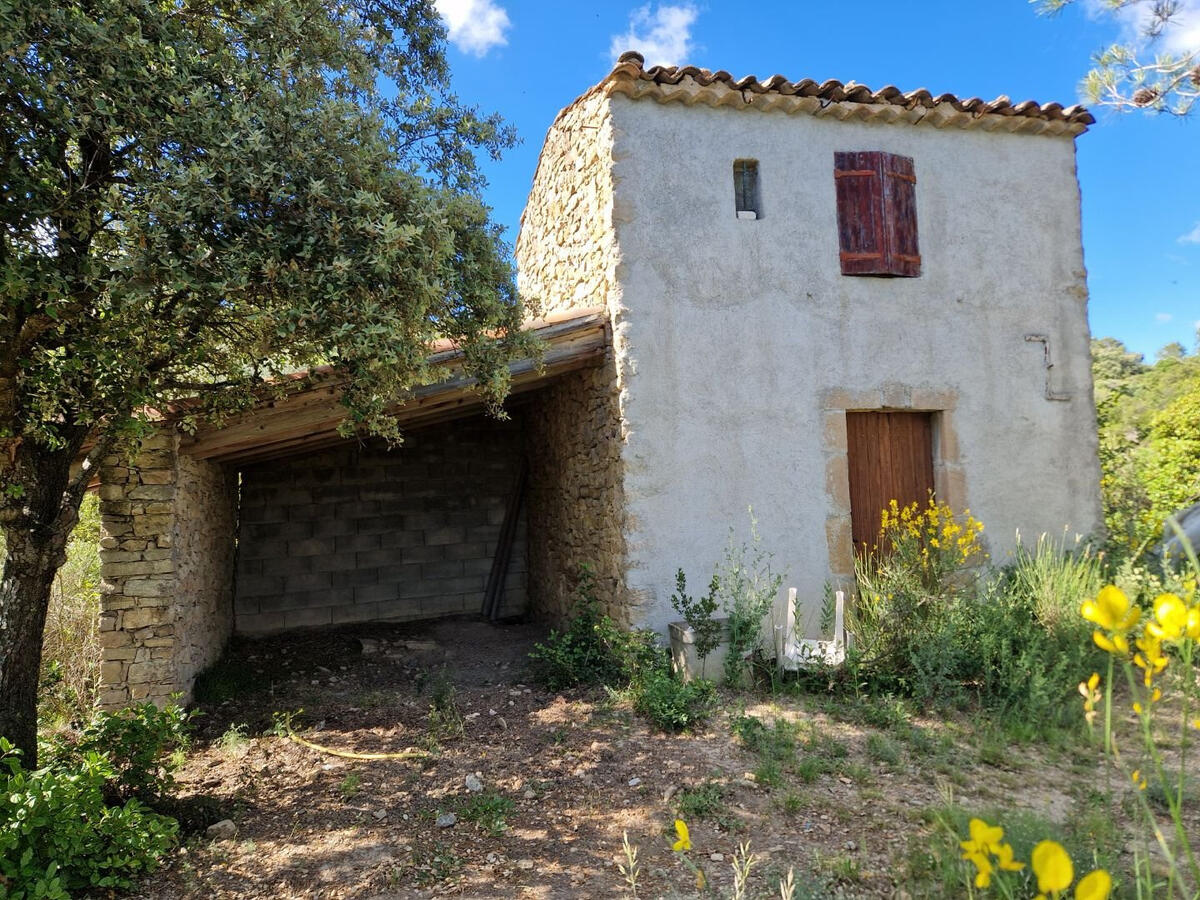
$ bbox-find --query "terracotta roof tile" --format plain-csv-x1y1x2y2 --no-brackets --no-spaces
602,51,1093,134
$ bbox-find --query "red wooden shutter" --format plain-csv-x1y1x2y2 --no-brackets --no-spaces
834,151,920,277
834,151,888,275
882,153,920,277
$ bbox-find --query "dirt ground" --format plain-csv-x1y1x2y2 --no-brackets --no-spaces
134,617,1190,899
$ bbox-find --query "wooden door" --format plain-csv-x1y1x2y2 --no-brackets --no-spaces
846,411,935,552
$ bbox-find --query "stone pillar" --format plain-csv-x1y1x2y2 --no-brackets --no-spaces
96,433,236,708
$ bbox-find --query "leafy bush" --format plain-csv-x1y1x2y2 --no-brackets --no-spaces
51,701,193,804
633,670,716,732
529,566,664,691
0,738,178,899
1091,341,1200,557
849,499,986,691
673,515,785,686
847,507,1105,731
715,521,783,686
670,568,722,660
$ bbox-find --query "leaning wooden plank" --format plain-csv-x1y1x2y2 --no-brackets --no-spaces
481,460,528,620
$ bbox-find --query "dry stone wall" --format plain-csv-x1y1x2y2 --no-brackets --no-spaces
525,362,630,626
516,89,617,317
234,416,527,633
97,434,236,708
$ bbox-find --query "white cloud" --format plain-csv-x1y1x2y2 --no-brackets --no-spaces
609,4,699,67
1085,0,1200,55
434,0,510,57
1179,221,1200,244
1156,312,1175,323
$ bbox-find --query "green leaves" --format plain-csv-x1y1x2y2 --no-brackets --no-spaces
0,0,526,460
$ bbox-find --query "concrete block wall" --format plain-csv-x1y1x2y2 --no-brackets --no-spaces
234,415,528,633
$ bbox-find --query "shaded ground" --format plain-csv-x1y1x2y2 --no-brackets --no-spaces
136,617,1194,899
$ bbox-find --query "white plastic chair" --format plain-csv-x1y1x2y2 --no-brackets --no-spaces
777,586,846,670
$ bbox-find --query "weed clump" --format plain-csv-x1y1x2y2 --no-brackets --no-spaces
529,566,661,691
633,671,716,733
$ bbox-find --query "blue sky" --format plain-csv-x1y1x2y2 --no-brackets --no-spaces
433,0,1198,361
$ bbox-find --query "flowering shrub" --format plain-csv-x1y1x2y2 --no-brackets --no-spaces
958,529,1200,898
877,497,986,590
849,502,1104,726
957,815,1111,899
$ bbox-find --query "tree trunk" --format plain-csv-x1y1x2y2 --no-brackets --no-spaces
0,430,99,767
0,528,66,766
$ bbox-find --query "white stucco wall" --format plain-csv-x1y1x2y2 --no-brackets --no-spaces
605,94,1102,636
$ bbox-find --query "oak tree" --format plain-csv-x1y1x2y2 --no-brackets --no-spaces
1,0,531,762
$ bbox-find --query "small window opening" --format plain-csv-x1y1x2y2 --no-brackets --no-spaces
733,160,760,220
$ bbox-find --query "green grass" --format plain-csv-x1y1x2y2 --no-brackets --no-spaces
339,773,361,801
216,722,250,755
866,733,902,767
456,791,514,836
675,780,740,832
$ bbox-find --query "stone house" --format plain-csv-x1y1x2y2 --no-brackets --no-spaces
96,53,1103,707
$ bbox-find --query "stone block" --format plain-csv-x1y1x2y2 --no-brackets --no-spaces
821,387,878,411
139,469,176,485
127,661,170,684
99,688,130,708
235,612,284,634
123,578,173,598
101,550,145,564
374,562,423,586
824,457,851,513
132,514,174,537
130,449,175,468
311,517,356,539
399,544,446,564
100,661,126,683
104,559,175,578
128,484,175,502
99,483,127,501
825,516,854,578
121,607,168,630
881,383,912,409
99,630,133,649
375,598,424,621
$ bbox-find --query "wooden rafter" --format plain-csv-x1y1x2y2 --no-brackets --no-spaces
181,308,608,465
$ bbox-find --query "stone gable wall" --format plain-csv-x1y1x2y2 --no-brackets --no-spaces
515,90,617,317
234,416,527,633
